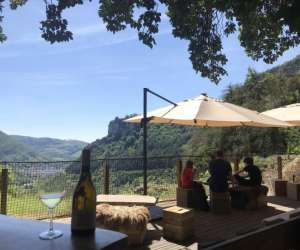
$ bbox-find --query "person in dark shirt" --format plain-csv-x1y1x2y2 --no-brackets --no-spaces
234,157,262,186
208,150,233,192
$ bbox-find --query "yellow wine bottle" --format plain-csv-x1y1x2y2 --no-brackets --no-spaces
71,148,96,235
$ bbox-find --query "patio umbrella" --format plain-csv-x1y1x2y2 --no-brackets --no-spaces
125,92,291,196
261,103,300,126
126,94,291,128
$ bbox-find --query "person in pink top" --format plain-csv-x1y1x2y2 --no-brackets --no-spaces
181,160,209,211
181,160,196,188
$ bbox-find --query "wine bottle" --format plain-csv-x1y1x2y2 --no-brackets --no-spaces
71,148,96,235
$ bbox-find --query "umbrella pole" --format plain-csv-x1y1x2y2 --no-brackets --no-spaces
142,88,177,196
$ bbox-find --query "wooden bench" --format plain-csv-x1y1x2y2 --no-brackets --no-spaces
230,185,268,210
273,179,287,196
96,204,149,246
163,206,194,242
201,214,300,250
176,187,194,208
96,194,157,206
262,207,300,226
286,182,300,201
210,191,231,214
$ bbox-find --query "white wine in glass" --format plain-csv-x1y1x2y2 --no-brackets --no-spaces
39,192,65,240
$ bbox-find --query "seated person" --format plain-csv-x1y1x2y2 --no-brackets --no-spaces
181,160,195,188
231,157,265,209
181,160,209,211
208,150,233,193
234,157,262,187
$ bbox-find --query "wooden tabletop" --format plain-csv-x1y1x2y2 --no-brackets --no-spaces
0,215,127,250
194,180,209,185
97,194,156,206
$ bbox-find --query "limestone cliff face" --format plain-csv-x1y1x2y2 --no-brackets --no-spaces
107,117,140,141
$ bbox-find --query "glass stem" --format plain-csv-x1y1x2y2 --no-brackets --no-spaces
49,208,54,234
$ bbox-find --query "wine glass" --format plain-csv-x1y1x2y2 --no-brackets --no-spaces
39,192,65,240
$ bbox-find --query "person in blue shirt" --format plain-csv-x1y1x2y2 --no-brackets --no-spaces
208,150,233,192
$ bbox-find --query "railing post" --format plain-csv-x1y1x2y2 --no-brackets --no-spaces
103,161,110,195
176,160,183,187
1,169,8,215
277,155,283,180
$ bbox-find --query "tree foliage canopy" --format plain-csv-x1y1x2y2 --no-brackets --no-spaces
1,0,300,83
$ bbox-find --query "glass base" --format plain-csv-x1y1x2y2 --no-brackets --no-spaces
39,230,63,240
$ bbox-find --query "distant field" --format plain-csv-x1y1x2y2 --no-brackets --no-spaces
7,194,72,219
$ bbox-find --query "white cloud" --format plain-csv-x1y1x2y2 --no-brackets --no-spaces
1,71,81,86
72,23,106,36
0,25,173,59
3,23,106,47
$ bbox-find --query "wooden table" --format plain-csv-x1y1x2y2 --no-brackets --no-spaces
0,215,127,250
97,194,157,206
194,180,209,186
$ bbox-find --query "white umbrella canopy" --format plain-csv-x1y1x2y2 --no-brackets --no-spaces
261,103,300,126
125,94,291,128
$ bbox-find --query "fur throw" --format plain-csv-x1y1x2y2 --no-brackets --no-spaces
96,204,150,230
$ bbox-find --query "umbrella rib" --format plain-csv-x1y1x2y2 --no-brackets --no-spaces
159,105,178,119
221,103,253,123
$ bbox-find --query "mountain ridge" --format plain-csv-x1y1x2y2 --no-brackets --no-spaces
0,131,87,161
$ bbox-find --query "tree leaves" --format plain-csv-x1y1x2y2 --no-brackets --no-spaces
0,0,6,43
99,0,161,48
10,0,28,9
40,3,73,43
234,1,300,63
2,0,300,84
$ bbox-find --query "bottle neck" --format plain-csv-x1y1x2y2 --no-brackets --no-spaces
80,165,91,179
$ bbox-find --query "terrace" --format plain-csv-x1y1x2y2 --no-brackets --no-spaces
0,154,300,249
52,196,300,250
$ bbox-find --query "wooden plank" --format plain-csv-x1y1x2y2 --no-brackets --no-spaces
176,160,182,187
163,206,194,224
103,162,110,194
1,169,8,215
54,197,300,250
277,156,283,180
97,194,156,206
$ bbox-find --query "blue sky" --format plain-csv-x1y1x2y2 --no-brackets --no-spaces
0,1,300,142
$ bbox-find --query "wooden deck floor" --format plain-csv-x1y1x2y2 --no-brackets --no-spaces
53,196,300,250
134,196,300,250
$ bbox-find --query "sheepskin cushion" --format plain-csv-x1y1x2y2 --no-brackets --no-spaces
96,204,150,245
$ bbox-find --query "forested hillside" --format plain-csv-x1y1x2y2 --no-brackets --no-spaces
0,131,87,161
12,136,87,161
0,131,45,161
89,116,195,158
89,55,300,159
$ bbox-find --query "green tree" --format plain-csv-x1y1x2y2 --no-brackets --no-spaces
2,0,300,83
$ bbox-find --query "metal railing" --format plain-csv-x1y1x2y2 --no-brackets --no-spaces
0,155,206,219
0,153,298,220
